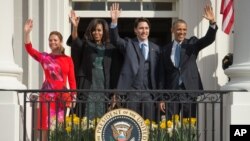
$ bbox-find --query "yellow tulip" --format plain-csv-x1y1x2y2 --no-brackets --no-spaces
183,118,188,125
167,120,173,128
160,121,166,129
65,126,72,133
172,114,179,122
73,117,80,125
190,118,197,126
144,119,150,126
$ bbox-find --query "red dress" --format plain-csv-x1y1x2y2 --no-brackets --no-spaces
25,43,76,130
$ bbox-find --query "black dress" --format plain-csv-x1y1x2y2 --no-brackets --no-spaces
66,35,123,118
86,45,105,119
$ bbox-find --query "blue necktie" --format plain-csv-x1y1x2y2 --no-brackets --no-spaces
140,43,147,60
175,43,181,67
175,43,182,85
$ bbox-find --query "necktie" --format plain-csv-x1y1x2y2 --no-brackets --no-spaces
175,43,182,85
140,43,147,60
174,43,181,67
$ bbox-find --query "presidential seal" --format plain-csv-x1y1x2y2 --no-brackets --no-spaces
95,108,149,141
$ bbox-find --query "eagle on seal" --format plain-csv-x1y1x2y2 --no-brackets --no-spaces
111,124,133,141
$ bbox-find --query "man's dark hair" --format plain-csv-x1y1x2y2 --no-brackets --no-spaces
134,18,151,29
172,19,187,28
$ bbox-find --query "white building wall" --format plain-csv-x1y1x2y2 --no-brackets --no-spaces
0,0,26,140
5,0,249,140
223,0,250,91
223,1,250,139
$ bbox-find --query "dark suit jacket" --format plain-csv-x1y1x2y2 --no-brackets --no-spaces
66,36,123,89
110,26,160,90
160,25,218,90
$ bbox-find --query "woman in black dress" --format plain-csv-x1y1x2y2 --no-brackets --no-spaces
67,10,122,119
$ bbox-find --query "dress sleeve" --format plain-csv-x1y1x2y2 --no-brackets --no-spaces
25,43,42,62
68,57,76,93
64,57,77,107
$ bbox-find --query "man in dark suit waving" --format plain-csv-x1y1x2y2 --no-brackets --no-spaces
110,3,160,120
160,4,218,118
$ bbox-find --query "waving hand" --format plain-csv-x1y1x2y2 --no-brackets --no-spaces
110,3,121,24
24,19,33,44
203,4,216,24
69,10,80,28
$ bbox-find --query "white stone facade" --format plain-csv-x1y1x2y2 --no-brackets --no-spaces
1,0,250,141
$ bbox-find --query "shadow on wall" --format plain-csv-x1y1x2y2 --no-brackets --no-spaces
198,53,220,90
198,53,234,89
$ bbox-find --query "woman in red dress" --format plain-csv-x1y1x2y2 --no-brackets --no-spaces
24,19,76,140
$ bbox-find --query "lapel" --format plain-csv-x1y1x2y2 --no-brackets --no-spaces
168,41,175,67
148,41,154,64
168,41,174,57
103,44,109,68
103,43,111,79
132,38,143,62
179,39,188,67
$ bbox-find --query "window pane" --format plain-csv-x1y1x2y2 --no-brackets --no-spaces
107,2,140,11
143,2,172,11
73,2,105,11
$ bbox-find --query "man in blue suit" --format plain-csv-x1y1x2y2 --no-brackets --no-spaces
159,4,218,118
110,3,160,120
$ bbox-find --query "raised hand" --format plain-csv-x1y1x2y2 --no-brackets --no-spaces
110,3,121,24
203,4,216,23
24,19,33,44
24,19,33,34
69,10,80,28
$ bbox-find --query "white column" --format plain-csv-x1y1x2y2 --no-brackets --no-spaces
223,0,250,91
222,1,250,141
0,0,25,89
0,0,26,141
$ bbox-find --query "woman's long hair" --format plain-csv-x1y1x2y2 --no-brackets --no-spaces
83,18,110,45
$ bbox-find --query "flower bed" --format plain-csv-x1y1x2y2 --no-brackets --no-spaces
50,114,97,141
145,115,199,141
49,114,198,141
